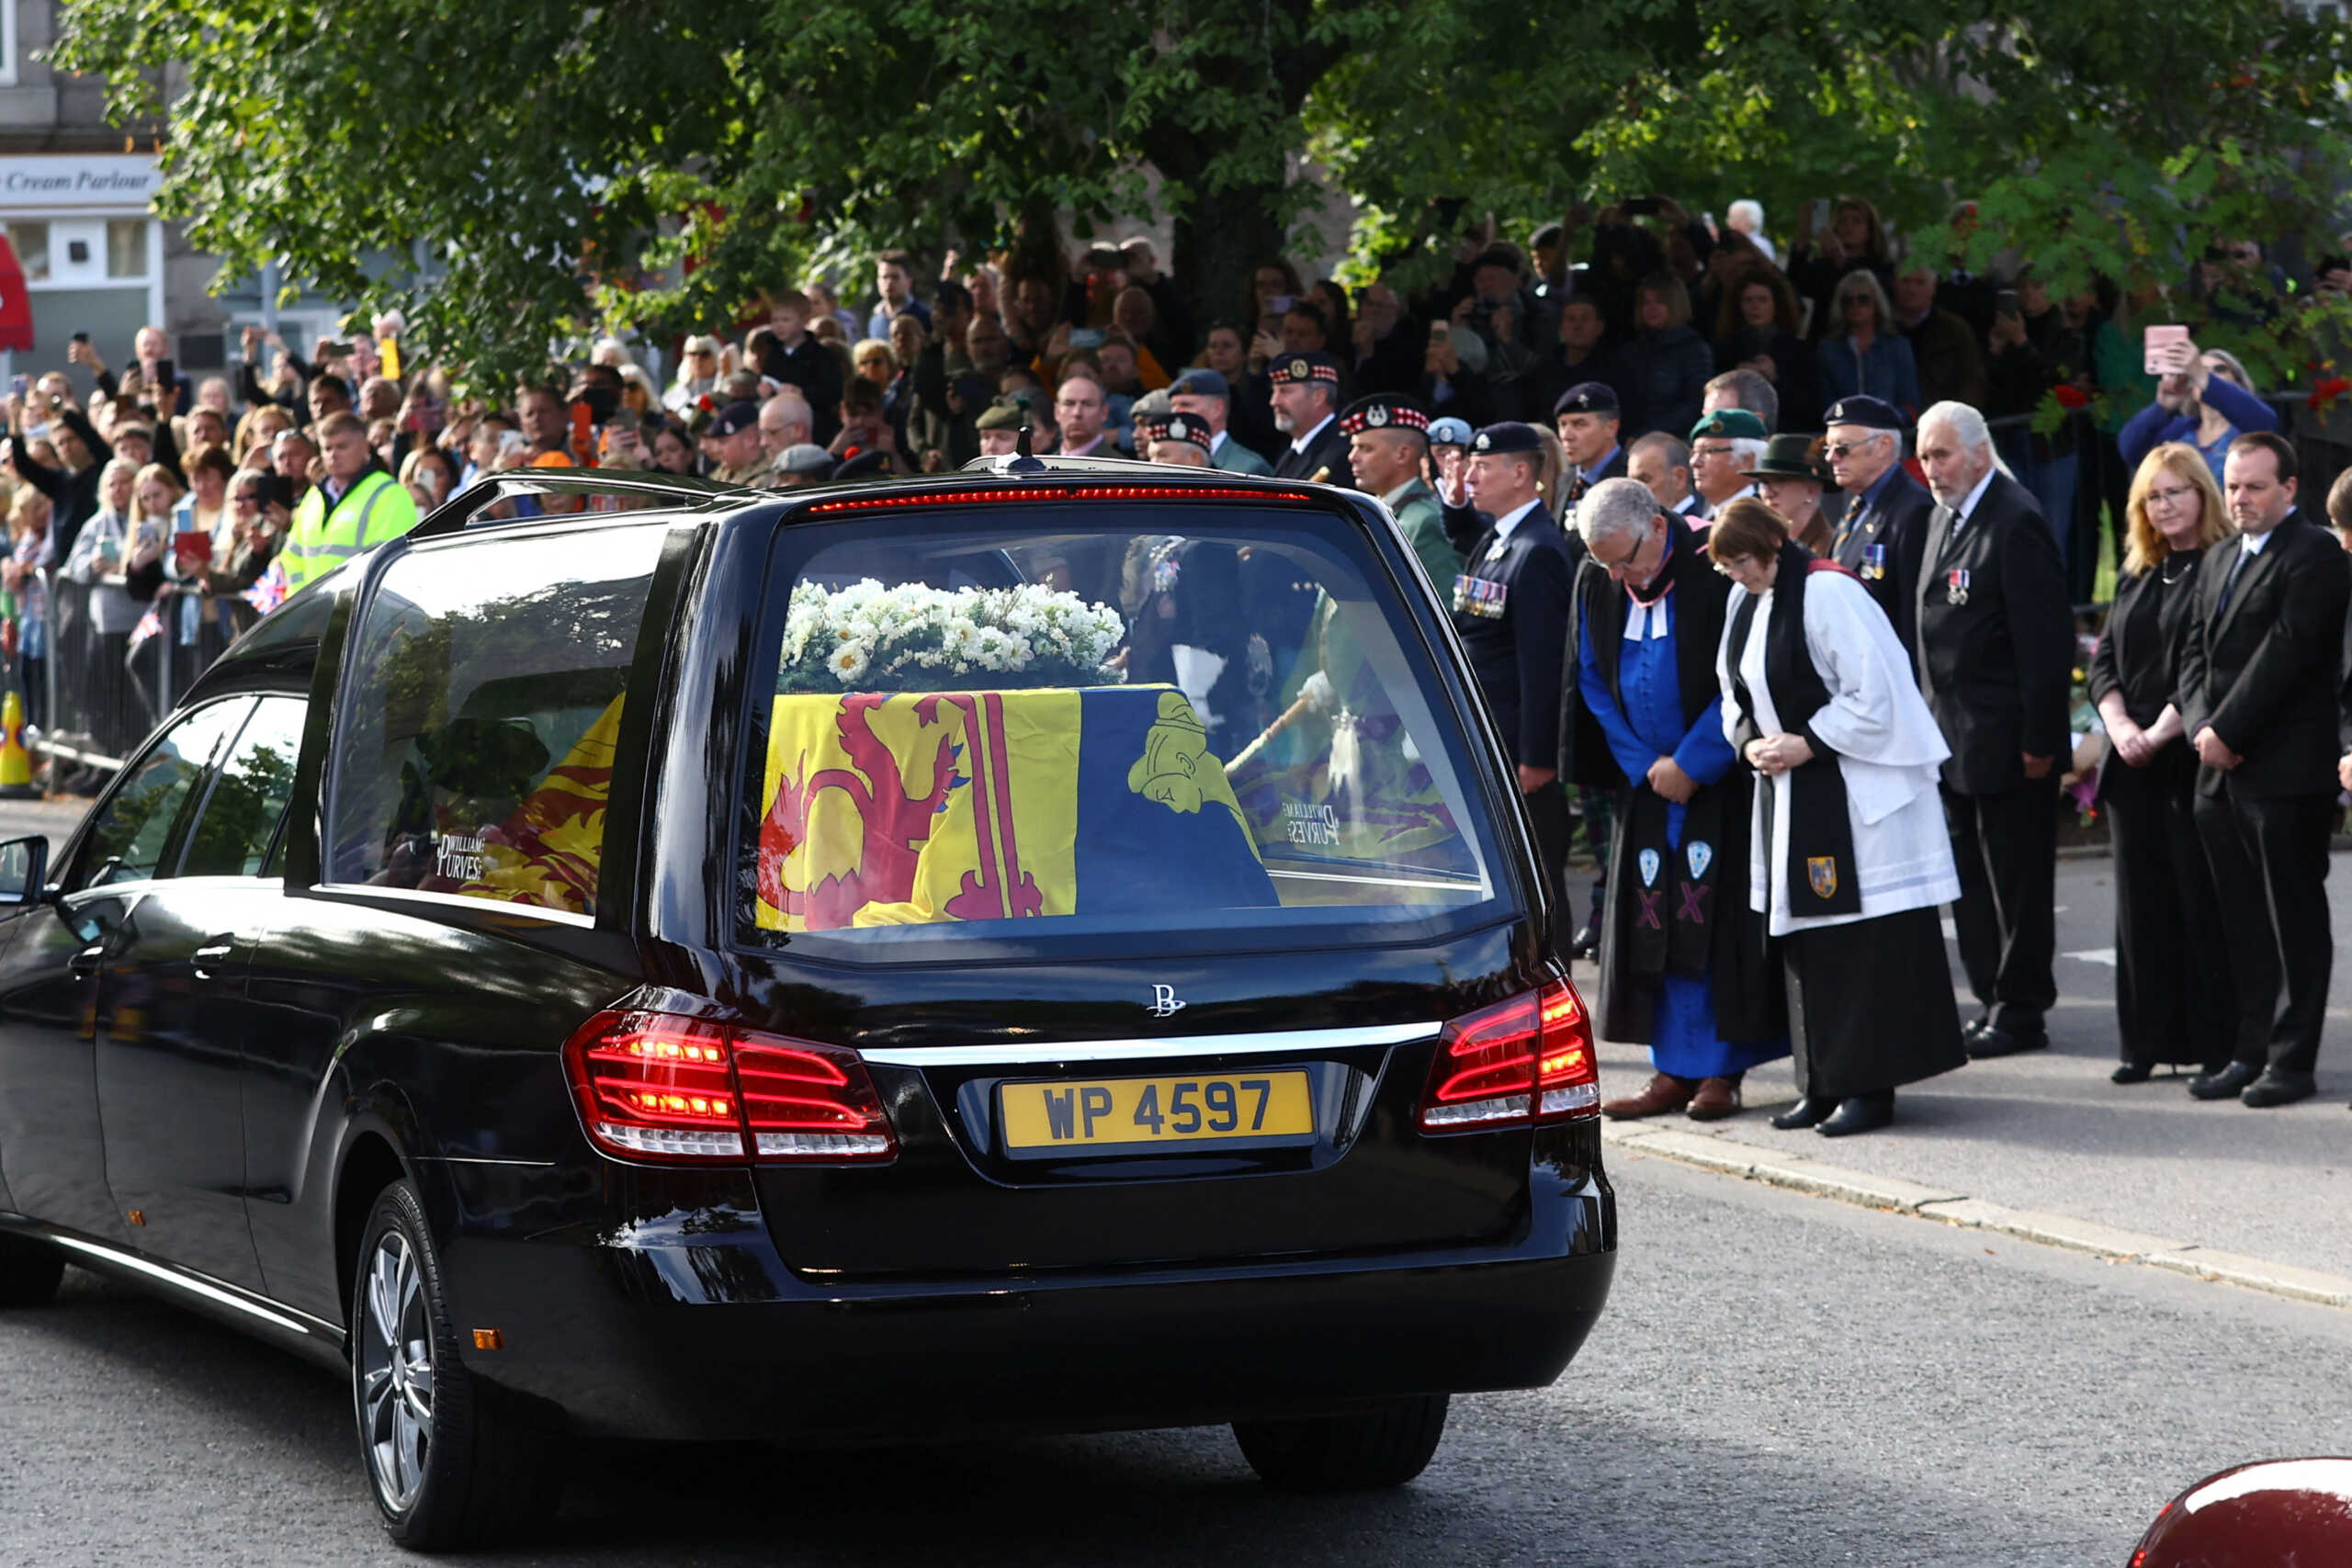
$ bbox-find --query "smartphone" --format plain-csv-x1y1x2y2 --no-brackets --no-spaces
1624,197,1663,218
1266,294,1297,317
1996,288,2021,318
155,357,175,390
1069,327,1107,350
498,429,527,456
569,400,595,447
1429,321,1450,344
266,472,297,511
8,375,25,398
70,331,89,346
317,340,350,360
2143,323,2190,375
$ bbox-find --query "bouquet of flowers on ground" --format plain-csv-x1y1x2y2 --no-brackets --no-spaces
778,578,1127,693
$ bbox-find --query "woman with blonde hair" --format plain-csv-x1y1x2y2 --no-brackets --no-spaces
2086,442,2235,1083
1815,269,1919,413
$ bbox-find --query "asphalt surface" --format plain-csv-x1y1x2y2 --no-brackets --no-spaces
1588,852,2352,1276
3,1156,2346,1565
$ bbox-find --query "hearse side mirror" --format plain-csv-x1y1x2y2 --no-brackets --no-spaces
0,835,50,908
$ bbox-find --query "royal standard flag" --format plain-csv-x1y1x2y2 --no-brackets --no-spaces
757,686,1272,932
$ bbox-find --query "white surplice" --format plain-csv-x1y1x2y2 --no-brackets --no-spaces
1717,570,1961,934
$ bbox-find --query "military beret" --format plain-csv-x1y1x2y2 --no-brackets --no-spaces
831,447,892,482
1170,367,1230,400
974,397,1028,433
708,400,761,438
1689,407,1770,443
1427,416,1475,449
1266,352,1341,387
1141,411,1214,452
1469,422,1543,457
1820,395,1905,432
1338,393,1430,436
1553,381,1621,418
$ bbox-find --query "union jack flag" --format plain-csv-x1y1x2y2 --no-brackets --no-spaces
127,604,164,650
241,558,288,616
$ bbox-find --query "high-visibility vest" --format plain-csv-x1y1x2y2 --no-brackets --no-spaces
281,470,420,595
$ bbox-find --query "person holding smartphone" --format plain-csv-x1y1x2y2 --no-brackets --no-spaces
2118,334,2278,482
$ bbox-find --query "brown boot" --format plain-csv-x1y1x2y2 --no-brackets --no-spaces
1600,1072,1695,1120
1685,1077,1743,1121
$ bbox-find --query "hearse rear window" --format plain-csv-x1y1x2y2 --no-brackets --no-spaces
736,500,1502,954
325,524,665,917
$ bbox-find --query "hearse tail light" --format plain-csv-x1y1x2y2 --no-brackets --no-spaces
563,1010,897,1165
1417,980,1597,1134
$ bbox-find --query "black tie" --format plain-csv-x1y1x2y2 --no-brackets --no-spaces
2213,546,2248,621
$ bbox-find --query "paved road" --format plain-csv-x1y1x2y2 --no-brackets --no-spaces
4,1156,2346,1567
1588,852,2352,1276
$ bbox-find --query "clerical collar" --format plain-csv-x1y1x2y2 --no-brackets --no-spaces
1626,518,1677,606
1288,413,1335,456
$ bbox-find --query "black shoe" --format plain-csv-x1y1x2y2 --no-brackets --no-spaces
1961,1017,1993,1044
1816,1092,1895,1138
2188,1061,2261,1100
1770,1095,1840,1130
2110,1062,2154,1085
1567,920,1600,962
2242,1070,2317,1109
1968,1022,2048,1060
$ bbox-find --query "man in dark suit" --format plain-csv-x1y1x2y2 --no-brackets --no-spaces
1451,422,1577,962
1912,400,2074,1058
1824,395,1936,659
1268,352,1355,490
2179,432,2351,1107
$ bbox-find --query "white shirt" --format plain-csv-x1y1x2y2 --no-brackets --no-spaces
2240,527,2275,557
1287,413,1336,457
1487,498,1542,550
1950,464,1997,529
1210,430,1234,457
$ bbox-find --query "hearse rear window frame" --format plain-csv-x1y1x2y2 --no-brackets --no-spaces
727,491,1523,966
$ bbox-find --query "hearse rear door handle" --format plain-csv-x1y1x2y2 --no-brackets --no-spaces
192,938,236,981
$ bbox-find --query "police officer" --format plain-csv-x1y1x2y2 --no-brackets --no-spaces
1822,394,1935,658
1452,422,1577,960
1338,393,1461,588
1268,352,1355,489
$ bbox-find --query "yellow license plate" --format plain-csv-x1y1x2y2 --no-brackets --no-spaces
999,1070,1315,1157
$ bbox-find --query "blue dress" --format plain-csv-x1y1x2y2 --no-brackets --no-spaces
1577,596,1791,1079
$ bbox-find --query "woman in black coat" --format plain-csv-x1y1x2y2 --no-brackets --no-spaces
1713,265,1820,434
2086,443,2237,1082
1620,272,1713,442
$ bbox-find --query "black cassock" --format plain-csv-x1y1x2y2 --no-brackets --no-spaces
2086,552,2233,1070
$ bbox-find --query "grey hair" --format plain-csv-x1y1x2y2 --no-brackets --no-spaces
1917,400,2017,479
1726,436,1768,470
1917,400,1992,454
1577,476,1661,552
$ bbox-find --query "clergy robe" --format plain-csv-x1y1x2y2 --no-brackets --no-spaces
1720,542,1967,1097
1575,520,1786,1065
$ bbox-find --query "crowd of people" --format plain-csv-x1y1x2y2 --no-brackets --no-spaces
6,194,2352,1115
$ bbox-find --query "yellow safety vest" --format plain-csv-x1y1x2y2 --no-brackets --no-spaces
282,470,420,595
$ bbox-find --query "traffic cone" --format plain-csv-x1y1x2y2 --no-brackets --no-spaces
0,690,37,798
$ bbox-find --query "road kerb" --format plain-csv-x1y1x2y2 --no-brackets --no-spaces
1601,1119,2352,1311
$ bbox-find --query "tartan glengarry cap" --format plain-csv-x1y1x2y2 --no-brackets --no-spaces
1141,411,1214,451
1469,421,1544,457
1266,351,1341,386
1553,381,1621,418
1339,393,1429,436
1821,395,1905,432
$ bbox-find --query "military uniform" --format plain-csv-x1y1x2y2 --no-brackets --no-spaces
1823,395,1935,659
1335,393,1463,589
1451,422,1577,958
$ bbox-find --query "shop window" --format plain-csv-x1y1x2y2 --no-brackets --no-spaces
105,219,146,279
7,222,47,282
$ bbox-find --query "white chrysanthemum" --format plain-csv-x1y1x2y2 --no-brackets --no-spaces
830,640,871,683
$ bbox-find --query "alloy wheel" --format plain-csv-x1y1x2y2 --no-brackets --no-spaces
356,1231,435,1511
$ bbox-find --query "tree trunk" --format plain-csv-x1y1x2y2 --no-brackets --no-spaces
1170,175,1289,344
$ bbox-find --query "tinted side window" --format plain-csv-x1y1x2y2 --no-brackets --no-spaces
178,696,306,878
324,525,666,916
74,699,254,890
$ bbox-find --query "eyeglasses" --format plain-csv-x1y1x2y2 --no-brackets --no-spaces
1821,438,1885,459
2146,484,2199,508
1691,444,1735,460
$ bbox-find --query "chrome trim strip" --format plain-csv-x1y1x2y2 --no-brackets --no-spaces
860,1020,1440,1067
311,884,598,928
51,1235,313,1334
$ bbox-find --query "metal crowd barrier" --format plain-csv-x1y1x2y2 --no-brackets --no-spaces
34,568,239,780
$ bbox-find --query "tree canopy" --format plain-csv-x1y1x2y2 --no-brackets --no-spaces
50,0,2352,383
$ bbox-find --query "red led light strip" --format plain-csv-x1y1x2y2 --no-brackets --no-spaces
802,485,1313,513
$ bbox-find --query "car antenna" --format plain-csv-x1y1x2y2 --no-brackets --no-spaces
1008,394,1047,477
